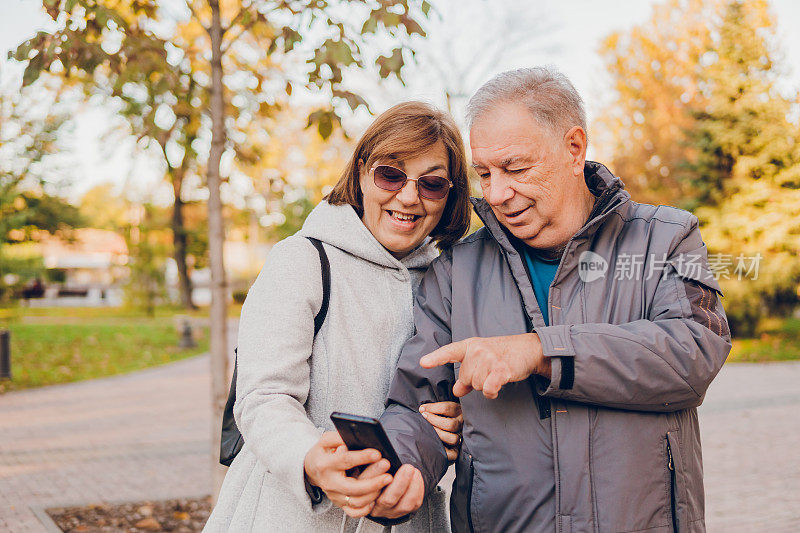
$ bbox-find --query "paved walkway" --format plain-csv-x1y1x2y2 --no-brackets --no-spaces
1,350,798,531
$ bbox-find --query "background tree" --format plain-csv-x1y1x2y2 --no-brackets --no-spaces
9,0,212,310
689,0,800,335
0,84,82,299
11,0,432,496
374,0,558,124
595,0,719,206
123,203,171,317
233,105,353,241
198,0,430,495
596,0,800,335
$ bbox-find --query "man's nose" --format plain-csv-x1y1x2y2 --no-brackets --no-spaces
483,173,514,206
395,179,421,205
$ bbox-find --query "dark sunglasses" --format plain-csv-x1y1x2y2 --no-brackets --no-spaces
371,165,453,200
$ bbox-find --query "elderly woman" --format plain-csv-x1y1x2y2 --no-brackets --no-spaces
205,102,471,533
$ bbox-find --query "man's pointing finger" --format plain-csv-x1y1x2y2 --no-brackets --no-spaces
419,340,468,368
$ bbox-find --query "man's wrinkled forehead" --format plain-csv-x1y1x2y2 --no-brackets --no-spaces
469,102,552,164
470,149,535,171
469,129,545,169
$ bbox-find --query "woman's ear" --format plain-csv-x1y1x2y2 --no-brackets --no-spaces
357,158,367,191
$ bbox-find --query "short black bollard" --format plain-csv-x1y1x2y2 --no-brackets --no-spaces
0,329,10,380
178,320,196,349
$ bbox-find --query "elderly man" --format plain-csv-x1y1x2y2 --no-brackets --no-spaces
366,67,731,532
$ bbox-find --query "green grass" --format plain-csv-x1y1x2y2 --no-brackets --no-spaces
0,302,243,321
0,314,209,392
728,317,800,363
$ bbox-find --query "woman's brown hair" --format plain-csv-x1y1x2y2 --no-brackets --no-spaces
326,101,471,249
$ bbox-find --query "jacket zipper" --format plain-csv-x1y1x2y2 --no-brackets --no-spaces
467,453,475,533
667,439,678,532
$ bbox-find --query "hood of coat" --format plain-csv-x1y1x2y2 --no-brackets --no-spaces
297,200,440,271
470,161,631,254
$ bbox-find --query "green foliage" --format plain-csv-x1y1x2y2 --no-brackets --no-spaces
267,195,315,241
123,205,171,316
0,86,83,300
727,318,800,362
0,88,82,245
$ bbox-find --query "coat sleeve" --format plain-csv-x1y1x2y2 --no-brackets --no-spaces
379,250,455,497
536,217,732,412
233,236,328,512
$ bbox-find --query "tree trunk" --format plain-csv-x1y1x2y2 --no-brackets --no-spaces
170,167,196,310
207,0,229,503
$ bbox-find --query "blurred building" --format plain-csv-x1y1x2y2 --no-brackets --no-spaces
33,228,129,306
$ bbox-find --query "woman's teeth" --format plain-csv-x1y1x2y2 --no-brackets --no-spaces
389,210,420,222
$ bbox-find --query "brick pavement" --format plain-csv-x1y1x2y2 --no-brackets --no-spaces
699,360,800,532
1,347,798,531
0,354,214,532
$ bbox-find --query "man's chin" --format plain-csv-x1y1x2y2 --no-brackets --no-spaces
509,227,545,248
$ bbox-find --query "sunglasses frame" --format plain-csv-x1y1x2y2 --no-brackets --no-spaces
370,164,453,201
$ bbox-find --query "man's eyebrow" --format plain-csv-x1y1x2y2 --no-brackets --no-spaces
472,156,531,169
498,156,531,168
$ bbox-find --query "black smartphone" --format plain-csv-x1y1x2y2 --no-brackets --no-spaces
330,412,403,475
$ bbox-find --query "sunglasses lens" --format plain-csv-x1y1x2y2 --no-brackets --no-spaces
418,176,450,200
373,166,406,191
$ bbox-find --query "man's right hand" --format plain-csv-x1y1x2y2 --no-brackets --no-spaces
368,464,425,519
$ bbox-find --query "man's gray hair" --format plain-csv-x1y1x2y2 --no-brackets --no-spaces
466,66,587,141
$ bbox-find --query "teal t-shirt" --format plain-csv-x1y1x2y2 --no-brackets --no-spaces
522,247,560,326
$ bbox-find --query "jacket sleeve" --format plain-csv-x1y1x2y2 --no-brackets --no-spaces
536,217,732,412
380,250,455,497
233,236,329,512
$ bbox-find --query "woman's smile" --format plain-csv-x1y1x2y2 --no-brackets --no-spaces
385,209,423,231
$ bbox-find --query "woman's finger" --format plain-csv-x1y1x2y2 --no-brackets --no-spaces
330,448,381,471
358,459,391,480
342,502,375,518
421,411,462,433
342,490,381,510
330,472,393,497
432,425,460,447
420,401,461,418
318,431,345,449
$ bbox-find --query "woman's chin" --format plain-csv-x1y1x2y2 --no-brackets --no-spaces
381,236,423,259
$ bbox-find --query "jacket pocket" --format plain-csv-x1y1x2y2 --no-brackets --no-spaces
450,448,475,533
666,431,685,532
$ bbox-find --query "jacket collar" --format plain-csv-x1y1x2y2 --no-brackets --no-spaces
470,161,630,255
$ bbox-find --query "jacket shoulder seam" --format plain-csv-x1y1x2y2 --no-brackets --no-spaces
611,211,691,228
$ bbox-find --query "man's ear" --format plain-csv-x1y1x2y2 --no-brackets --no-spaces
564,126,587,175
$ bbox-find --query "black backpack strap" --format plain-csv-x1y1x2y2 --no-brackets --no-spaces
306,237,330,336
220,236,331,466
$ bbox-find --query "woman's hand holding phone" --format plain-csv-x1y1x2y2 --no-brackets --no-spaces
419,401,463,461
303,431,393,517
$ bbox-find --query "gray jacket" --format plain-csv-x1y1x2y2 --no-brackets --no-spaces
205,201,448,533
380,162,731,533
